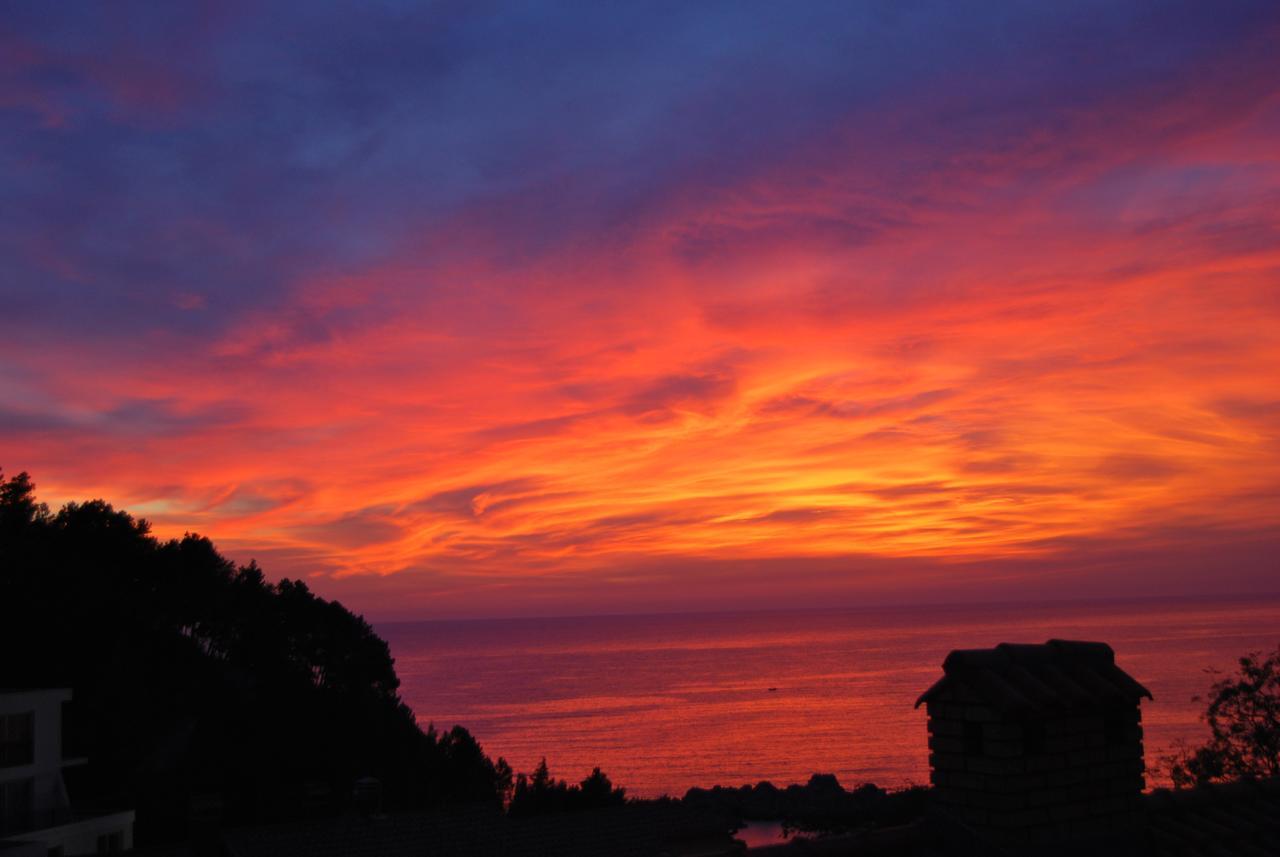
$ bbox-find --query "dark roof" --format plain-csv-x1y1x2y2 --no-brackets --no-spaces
222,802,735,857
914,639,1152,714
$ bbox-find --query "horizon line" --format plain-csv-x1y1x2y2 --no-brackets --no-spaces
371,589,1280,627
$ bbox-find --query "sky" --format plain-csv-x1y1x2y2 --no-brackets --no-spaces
2,2,1278,619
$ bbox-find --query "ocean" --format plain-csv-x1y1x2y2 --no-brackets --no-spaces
378,597,1280,797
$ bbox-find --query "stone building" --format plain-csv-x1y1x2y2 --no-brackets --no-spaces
914,639,1152,850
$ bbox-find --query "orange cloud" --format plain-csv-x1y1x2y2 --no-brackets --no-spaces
5,26,1280,618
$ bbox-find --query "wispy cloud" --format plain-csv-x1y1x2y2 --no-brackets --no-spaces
2,3,1279,616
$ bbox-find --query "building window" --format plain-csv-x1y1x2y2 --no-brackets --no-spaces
0,712,35,767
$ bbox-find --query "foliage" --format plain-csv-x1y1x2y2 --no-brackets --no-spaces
507,758,627,816
683,775,930,832
0,470,510,843
1163,644,1280,787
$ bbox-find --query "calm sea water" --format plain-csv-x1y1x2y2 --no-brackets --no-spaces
379,597,1280,797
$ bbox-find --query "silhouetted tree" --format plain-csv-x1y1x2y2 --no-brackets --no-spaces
1164,644,1280,787
507,758,626,816
0,470,509,844
494,757,514,807
579,766,626,806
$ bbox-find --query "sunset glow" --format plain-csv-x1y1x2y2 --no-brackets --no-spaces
3,4,1278,617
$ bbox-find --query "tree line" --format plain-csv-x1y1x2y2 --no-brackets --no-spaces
0,470,622,845
3,467,1273,846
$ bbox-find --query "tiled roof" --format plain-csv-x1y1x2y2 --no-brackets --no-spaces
222,802,735,857
914,639,1153,714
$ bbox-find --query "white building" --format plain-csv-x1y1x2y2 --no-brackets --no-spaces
0,689,134,856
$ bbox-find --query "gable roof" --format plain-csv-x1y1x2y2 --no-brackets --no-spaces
914,639,1152,714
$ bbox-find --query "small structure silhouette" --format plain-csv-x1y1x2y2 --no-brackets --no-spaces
747,638,1280,857
915,640,1151,849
